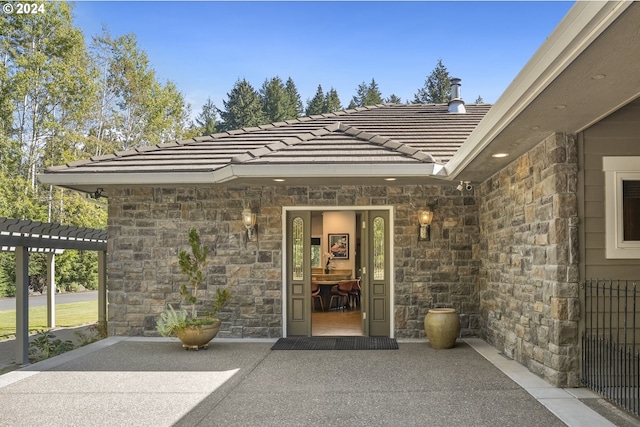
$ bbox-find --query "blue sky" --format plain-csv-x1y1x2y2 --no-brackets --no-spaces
71,1,574,118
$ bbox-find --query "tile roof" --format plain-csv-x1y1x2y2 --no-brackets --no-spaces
45,103,491,177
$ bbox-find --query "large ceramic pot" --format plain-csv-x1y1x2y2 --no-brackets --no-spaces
175,320,221,350
424,308,460,349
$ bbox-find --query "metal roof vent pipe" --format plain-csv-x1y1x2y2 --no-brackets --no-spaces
448,77,466,114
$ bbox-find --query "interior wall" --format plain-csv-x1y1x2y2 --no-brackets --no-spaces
322,211,355,275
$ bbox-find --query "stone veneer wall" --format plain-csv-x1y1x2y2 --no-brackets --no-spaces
105,184,482,339
478,133,580,387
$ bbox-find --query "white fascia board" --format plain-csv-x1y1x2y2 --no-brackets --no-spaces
442,1,632,180
38,172,215,187
213,163,445,181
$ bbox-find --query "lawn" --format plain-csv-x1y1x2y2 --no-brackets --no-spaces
0,301,97,339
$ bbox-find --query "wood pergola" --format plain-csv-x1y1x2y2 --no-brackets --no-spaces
0,217,107,365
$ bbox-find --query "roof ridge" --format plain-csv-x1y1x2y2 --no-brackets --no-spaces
48,105,392,171
230,122,341,164
336,124,436,163
231,120,436,165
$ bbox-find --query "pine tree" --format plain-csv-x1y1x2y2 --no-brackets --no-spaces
285,77,303,119
414,59,451,104
260,76,289,123
386,94,403,104
305,85,325,116
195,97,218,135
363,78,383,106
324,88,342,113
219,79,265,131
350,79,383,108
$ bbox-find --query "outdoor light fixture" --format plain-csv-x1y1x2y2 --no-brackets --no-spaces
456,181,473,192
90,188,104,199
418,210,433,241
242,208,257,241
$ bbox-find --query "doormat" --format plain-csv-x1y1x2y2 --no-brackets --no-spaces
271,337,398,350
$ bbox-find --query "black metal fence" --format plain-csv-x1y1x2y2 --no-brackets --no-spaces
582,279,640,416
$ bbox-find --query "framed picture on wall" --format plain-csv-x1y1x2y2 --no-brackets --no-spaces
328,234,349,259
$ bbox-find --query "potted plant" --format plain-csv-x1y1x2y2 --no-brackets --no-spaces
156,228,230,350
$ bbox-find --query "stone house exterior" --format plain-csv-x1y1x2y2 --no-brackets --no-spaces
40,1,640,389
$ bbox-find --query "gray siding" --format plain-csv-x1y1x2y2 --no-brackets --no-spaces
579,98,640,280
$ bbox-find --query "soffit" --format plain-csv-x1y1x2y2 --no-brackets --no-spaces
449,1,640,183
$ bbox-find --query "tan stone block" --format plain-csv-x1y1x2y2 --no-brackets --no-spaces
550,297,568,320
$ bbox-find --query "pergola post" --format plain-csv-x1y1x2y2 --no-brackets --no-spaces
46,252,56,328
98,250,107,325
15,246,29,366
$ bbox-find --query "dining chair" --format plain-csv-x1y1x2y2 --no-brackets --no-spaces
329,280,353,310
348,279,361,308
311,282,324,311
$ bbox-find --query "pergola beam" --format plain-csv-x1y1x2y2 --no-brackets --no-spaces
0,217,107,367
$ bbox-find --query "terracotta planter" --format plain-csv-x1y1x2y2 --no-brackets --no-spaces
175,320,221,350
424,308,460,349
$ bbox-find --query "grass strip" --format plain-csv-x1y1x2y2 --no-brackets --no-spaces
0,301,97,339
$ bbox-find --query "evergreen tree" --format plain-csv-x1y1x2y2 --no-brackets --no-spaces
195,97,218,135
260,76,289,123
285,77,303,119
414,59,451,104
350,79,383,108
386,94,403,104
363,78,383,106
219,79,265,131
324,88,342,113
305,85,325,116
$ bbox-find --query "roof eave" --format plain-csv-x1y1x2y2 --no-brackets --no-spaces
214,163,446,182
37,171,216,193
443,0,633,181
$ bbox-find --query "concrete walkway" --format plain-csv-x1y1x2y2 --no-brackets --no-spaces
0,336,638,427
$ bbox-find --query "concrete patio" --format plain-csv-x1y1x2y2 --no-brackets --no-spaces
1,336,637,427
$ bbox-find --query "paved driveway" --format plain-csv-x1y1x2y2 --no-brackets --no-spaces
0,337,621,427
0,291,97,311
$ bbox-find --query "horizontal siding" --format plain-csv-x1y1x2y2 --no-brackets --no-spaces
580,98,640,280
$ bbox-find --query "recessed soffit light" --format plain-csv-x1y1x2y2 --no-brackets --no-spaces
384,177,397,181
591,74,606,80
273,178,286,182
555,104,567,109
491,153,509,158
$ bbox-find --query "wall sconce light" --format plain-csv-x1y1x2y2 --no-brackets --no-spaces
418,210,433,241
242,208,257,241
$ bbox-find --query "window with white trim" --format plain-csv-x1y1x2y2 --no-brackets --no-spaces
603,157,640,259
